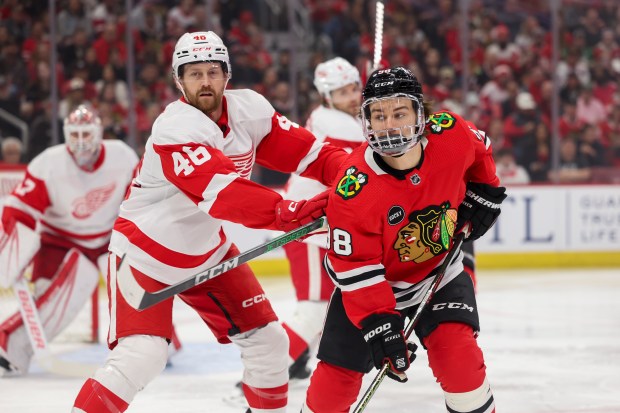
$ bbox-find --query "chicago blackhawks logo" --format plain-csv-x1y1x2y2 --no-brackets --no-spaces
72,183,116,219
392,202,457,263
336,166,368,200
427,112,456,134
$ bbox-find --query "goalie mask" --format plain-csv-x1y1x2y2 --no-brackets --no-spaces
361,67,425,156
64,105,103,168
172,31,231,98
314,57,361,106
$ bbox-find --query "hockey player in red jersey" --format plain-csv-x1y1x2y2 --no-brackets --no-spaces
0,105,139,375
302,67,507,413
72,31,347,413
280,56,365,379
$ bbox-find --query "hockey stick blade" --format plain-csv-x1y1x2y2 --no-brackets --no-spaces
13,278,98,378
352,232,466,413
118,217,327,311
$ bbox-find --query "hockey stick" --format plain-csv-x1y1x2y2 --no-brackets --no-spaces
117,217,327,311
372,1,385,71
13,277,97,377
352,232,466,413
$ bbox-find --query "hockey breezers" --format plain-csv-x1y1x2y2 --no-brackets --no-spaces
117,217,327,311
352,232,466,413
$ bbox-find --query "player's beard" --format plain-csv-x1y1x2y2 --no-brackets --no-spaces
188,86,223,115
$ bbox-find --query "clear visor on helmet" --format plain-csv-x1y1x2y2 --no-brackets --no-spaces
361,94,425,156
65,125,101,167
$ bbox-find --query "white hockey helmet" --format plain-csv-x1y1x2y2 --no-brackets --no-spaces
172,31,231,81
63,105,103,167
313,57,360,99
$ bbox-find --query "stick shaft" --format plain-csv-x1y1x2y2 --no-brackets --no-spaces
352,233,466,413
118,217,326,311
373,1,385,70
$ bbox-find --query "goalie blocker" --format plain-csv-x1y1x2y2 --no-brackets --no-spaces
0,248,99,374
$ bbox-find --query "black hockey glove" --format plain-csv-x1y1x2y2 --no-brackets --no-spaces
457,182,507,241
361,313,417,383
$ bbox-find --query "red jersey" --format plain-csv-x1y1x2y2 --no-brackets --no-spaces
324,111,499,327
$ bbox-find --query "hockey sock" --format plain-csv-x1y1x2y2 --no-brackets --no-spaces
282,322,309,361
72,378,129,413
305,361,363,413
424,322,494,412
241,382,288,412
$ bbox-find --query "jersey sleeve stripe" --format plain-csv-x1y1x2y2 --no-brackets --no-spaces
324,255,386,291
197,172,237,213
294,140,323,175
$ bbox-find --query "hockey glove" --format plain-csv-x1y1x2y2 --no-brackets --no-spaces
275,190,329,232
457,182,507,241
361,313,417,383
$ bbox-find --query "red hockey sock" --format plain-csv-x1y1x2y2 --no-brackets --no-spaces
73,378,129,413
305,361,363,413
282,322,309,360
242,382,288,411
424,322,487,393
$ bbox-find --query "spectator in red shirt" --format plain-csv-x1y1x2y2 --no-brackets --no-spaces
92,21,127,67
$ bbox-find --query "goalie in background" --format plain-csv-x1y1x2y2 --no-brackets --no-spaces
302,67,506,413
0,105,139,375
279,56,365,380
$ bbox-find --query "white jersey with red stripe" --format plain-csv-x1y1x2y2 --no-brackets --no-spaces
110,89,347,285
283,105,363,246
2,140,139,249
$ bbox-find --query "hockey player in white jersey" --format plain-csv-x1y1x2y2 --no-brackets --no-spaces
0,105,139,375
72,31,347,413
280,57,364,379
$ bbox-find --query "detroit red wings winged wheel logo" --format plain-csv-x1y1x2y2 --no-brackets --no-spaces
72,183,117,219
229,148,254,179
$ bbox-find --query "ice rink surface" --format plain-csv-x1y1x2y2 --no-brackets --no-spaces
1,268,619,413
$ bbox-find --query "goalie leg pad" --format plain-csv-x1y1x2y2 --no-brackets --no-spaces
0,221,40,288
92,335,168,404
424,322,495,412
305,361,363,413
282,300,327,362
0,249,99,374
230,321,289,411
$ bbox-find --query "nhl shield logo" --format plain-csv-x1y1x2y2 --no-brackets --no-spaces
410,174,421,185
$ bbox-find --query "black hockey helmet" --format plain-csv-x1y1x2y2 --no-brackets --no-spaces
361,67,426,156
362,67,424,102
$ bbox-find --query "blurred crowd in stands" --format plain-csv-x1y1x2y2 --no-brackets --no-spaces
0,0,619,185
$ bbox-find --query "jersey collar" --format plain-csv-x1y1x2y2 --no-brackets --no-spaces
214,96,230,138
179,96,230,138
364,145,425,180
